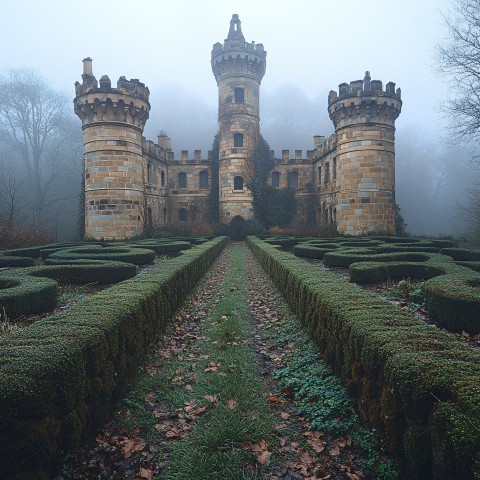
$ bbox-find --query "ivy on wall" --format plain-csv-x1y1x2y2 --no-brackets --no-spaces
208,133,220,224
248,135,297,228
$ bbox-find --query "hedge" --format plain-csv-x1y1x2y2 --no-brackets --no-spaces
247,236,480,480
0,256,34,267
441,247,480,261
0,275,57,319
0,236,227,480
130,241,192,254
348,252,480,334
49,245,155,265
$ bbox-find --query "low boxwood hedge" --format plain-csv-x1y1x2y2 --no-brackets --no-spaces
130,241,192,254
0,275,57,319
441,247,480,261
0,236,227,480
0,256,34,267
247,236,480,480
347,252,480,334
49,245,155,265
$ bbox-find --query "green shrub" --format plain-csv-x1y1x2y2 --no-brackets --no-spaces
130,240,192,254
0,256,34,267
0,275,57,319
49,245,155,265
441,248,480,261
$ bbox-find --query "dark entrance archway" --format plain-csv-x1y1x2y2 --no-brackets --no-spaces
229,216,245,240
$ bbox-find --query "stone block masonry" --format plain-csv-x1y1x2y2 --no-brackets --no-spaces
75,18,401,239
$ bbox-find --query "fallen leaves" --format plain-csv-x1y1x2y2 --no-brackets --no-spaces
242,439,272,465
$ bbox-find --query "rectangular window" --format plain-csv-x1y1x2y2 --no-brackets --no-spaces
234,87,244,103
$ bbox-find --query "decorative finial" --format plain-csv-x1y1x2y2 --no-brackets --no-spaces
228,14,244,40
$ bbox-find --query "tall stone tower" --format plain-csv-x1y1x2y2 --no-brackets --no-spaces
211,14,266,223
74,58,150,239
328,72,402,235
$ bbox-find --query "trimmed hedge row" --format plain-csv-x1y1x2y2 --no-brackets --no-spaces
441,247,480,261
0,275,58,319
348,252,480,334
247,236,480,480
0,236,228,480
130,241,192,254
49,245,155,265
0,256,34,267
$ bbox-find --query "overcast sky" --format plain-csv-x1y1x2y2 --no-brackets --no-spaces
1,0,453,136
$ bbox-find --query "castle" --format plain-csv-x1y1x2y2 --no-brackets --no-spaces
74,14,402,240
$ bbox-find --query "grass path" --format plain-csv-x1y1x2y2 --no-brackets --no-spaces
59,243,395,480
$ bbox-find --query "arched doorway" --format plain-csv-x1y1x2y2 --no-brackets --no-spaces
229,216,245,240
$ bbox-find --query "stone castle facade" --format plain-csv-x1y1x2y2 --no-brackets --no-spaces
74,14,402,240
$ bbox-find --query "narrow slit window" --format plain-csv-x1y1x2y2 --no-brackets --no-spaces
272,171,280,188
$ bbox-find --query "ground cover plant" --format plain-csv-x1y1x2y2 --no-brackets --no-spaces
247,236,480,479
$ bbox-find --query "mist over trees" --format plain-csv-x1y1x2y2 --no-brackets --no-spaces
0,68,82,242
435,0,480,242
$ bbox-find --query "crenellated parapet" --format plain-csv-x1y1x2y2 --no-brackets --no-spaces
328,71,402,130
74,58,150,131
211,15,266,83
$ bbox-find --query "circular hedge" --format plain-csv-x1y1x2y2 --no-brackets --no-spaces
49,246,155,265
0,256,34,267
130,241,192,254
0,275,57,320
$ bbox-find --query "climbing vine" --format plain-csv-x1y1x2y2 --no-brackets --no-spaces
208,133,220,224
247,135,297,228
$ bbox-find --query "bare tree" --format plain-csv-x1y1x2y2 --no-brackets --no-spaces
0,160,25,228
436,0,480,148
0,68,72,227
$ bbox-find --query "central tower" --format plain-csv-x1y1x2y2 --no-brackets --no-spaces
211,14,266,223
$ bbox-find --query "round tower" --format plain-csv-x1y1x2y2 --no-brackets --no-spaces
74,58,150,240
211,14,266,224
328,72,402,235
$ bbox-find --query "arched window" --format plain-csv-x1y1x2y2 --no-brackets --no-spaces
318,166,322,185
178,208,187,222
333,158,337,181
233,133,244,147
163,208,167,224
161,170,165,187
234,176,244,190
271,171,280,188
234,87,244,103
199,170,209,189
324,162,330,185
147,162,153,184
288,171,298,189
178,172,187,189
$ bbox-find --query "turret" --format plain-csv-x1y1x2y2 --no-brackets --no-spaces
74,58,150,240
211,14,267,224
328,71,402,235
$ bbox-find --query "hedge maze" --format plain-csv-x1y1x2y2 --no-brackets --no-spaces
1,234,478,479
0,236,225,479
250,235,480,479
288,236,480,335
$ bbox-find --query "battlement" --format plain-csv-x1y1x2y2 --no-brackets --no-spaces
74,58,150,129
314,134,337,158
271,149,315,164
328,71,401,106
211,14,266,82
172,150,212,164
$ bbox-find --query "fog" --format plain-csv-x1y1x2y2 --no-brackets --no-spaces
1,0,478,238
